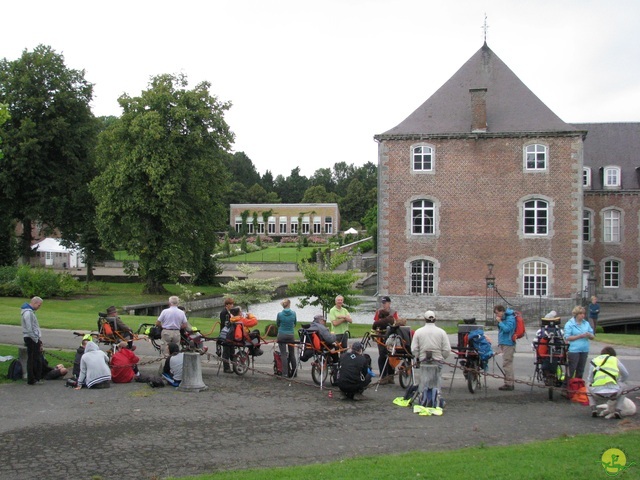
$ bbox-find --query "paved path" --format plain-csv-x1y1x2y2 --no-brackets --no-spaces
1,324,639,480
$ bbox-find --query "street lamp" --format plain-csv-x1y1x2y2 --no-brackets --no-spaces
486,263,495,289
587,265,597,299
486,263,496,324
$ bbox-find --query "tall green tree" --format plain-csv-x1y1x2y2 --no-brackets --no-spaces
0,45,97,262
225,151,261,188
301,185,339,204
0,104,17,266
91,73,234,293
287,253,362,316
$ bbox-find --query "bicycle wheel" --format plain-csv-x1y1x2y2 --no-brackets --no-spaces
467,360,479,394
311,357,328,386
398,360,413,389
233,350,250,376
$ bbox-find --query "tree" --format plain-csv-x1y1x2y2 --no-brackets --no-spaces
361,205,378,252
301,185,339,204
310,167,336,192
0,104,17,266
0,45,97,263
225,151,261,188
260,170,274,192
91,73,234,293
274,167,309,203
339,178,375,226
287,253,362,316
246,183,280,204
223,264,278,312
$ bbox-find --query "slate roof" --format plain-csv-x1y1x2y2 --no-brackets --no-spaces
377,43,578,138
575,122,640,190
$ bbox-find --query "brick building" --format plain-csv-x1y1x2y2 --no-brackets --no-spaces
229,203,340,236
374,43,640,320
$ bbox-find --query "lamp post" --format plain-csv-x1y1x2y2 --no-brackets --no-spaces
486,263,496,325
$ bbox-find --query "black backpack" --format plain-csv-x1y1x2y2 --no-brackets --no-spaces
7,359,23,380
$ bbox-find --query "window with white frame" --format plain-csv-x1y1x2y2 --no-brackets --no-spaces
523,261,548,296
279,216,287,234
603,209,621,243
410,260,435,294
604,166,621,187
525,144,547,170
257,222,265,234
583,167,591,188
248,222,254,234
324,216,333,234
583,210,592,242
313,216,321,234
603,260,620,288
268,216,276,234
412,145,434,171
411,199,435,235
301,216,310,234
234,216,242,233
524,199,548,235
290,217,298,234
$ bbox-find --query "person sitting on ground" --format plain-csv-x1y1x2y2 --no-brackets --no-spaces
75,341,111,390
110,341,147,384
336,342,372,400
41,355,68,380
73,335,91,379
300,315,339,362
587,346,630,419
105,305,134,349
163,342,184,387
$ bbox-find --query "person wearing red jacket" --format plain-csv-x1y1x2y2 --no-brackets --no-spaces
110,342,140,383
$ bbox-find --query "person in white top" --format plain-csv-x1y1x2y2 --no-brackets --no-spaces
156,296,188,355
411,310,452,393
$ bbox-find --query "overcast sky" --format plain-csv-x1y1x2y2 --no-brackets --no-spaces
3,0,639,178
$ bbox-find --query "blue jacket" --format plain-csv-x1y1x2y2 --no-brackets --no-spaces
276,308,297,335
497,308,516,346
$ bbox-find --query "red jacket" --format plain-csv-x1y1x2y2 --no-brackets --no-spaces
110,348,139,383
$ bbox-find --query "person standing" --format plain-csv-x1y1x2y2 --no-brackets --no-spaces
276,299,297,378
21,296,44,385
156,296,188,356
336,342,372,399
564,305,594,380
329,295,352,349
494,305,516,391
219,297,234,373
410,310,451,395
373,296,399,384
588,296,601,333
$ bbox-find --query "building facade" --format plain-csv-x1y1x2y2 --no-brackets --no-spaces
375,43,640,320
229,203,340,236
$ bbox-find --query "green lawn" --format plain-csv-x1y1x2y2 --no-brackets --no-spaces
219,246,317,263
174,430,640,480
596,333,640,348
0,282,226,331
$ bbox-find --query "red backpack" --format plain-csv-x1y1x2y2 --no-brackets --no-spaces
511,311,526,341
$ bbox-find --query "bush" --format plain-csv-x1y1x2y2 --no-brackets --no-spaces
0,266,18,283
13,265,81,298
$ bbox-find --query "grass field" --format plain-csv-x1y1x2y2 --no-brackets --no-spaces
174,429,640,480
219,246,317,263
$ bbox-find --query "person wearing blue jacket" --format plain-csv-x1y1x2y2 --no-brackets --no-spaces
276,299,297,378
494,305,516,391
564,305,594,379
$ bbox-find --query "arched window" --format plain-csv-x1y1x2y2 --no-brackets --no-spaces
523,261,548,297
411,260,434,294
412,145,434,171
411,200,435,235
523,200,548,235
603,209,621,243
525,144,547,170
603,260,620,288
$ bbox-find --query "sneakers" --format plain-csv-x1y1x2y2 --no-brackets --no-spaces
388,375,396,384
605,411,623,420
498,385,514,391
591,408,599,418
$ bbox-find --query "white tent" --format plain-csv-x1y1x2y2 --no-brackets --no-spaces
344,227,358,235
31,238,85,268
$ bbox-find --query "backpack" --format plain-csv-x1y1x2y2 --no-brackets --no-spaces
7,359,23,380
511,311,526,341
467,329,494,370
229,322,246,342
264,323,278,338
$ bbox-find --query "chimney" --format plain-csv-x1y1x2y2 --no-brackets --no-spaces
470,88,487,133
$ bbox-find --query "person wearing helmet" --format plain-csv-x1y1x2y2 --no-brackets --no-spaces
336,342,372,400
411,310,451,396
